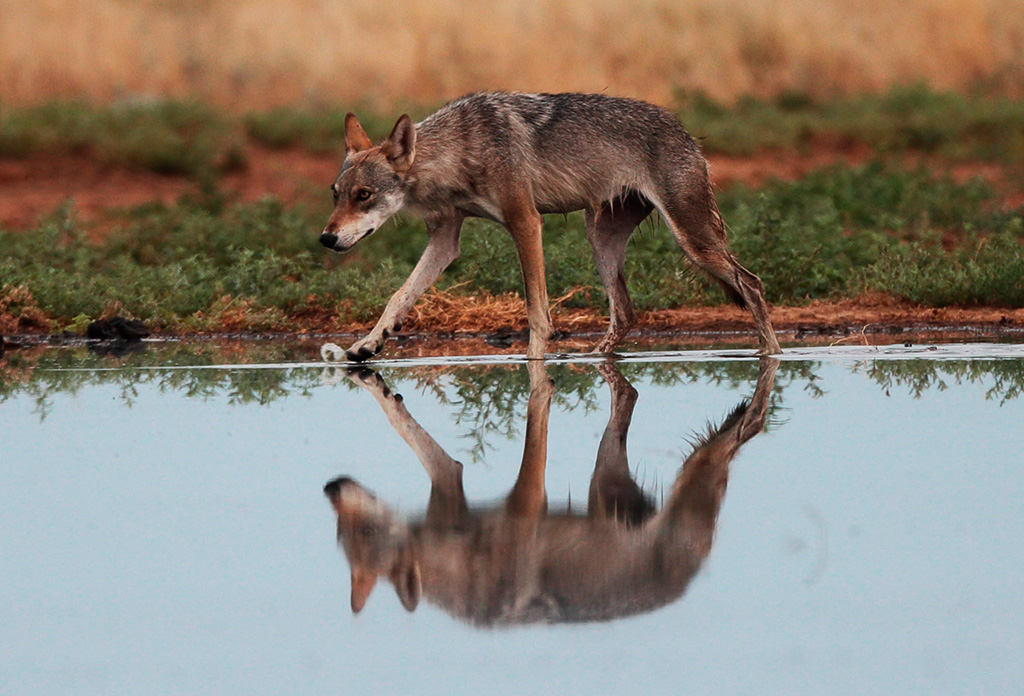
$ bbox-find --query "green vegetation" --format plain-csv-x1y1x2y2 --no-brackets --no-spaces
723,163,1024,305
675,83,1024,161
1,162,1022,334
241,101,435,152
0,195,409,332
0,99,245,176
2,85,1023,176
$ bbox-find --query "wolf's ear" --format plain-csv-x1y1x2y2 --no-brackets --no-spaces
350,566,377,614
383,114,416,173
390,559,422,612
345,113,373,156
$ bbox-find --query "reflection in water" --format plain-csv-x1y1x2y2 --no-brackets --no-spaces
5,343,1024,426
325,359,778,626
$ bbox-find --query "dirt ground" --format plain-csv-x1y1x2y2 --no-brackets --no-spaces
2,145,1023,343
403,295,1024,354
3,143,1023,232
5,293,1020,357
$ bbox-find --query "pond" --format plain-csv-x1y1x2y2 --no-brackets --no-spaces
2,342,1022,695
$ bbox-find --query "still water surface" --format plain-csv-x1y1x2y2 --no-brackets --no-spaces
2,343,1022,695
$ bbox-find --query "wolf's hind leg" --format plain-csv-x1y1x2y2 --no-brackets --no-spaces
588,364,653,525
585,193,653,354
655,180,781,355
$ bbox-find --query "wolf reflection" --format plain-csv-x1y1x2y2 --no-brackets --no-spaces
325,359,778,626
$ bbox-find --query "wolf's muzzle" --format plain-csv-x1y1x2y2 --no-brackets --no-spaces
324,476,357,498
320,232,339,249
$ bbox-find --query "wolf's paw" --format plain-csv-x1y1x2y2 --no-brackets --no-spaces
344,367,394,397
344,341,381,362
320,342,346,362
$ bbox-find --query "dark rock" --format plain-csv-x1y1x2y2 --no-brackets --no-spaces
86,319,118,340
86,317,150,341
110,317,149,340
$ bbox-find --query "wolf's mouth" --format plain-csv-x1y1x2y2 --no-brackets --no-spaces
354,227,376,244
320,228,376,253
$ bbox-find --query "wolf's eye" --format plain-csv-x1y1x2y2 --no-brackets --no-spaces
359,525,376,538
356,189,372,201
331,185,339,203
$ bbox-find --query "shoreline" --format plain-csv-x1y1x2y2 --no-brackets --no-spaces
4,299,1023,356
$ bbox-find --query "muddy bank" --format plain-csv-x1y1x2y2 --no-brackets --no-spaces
3,298,1022,359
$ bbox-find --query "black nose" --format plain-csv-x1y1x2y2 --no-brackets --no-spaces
319,232,339,249
324,476,356,499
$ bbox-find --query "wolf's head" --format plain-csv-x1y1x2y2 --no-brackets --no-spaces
319,114,416,253
323,476,422,614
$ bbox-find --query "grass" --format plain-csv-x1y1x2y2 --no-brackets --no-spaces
247,83,1024,162
1,162,1022,335
4,0,1023,109
0,99,245,176
721,162,1023,302
862,230,1024,306
3,86,1024,178
675,84,1024,161
241,101,435,152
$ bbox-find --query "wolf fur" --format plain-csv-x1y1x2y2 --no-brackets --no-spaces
321,92,782,360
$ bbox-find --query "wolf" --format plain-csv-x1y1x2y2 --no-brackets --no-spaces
320,92,782,361
324,358,778,625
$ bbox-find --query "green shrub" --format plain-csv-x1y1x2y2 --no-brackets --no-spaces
2,163,1021,333
0,99,244,176
675,83,1024,162
861,226,1024,306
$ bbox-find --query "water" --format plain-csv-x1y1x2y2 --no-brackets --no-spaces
2,342,1022,695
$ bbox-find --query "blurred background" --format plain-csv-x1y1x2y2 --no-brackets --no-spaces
3,0,1023,109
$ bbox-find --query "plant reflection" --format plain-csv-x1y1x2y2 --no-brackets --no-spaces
324,359,778,626
3,342,1023,432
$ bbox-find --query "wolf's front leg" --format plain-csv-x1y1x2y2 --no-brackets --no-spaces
345,217,463,361
344,366,467,523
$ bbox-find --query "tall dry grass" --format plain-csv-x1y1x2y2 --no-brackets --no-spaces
2,0,1023,110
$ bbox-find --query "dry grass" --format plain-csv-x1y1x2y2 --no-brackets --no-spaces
407,287,526,333
0,285,52,334
2,0,1022,110
405,285,602,334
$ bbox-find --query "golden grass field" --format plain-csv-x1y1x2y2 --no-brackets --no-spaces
2,0,1023,109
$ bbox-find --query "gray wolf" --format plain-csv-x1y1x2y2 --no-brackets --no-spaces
320,92,782,360
324,359,778,625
